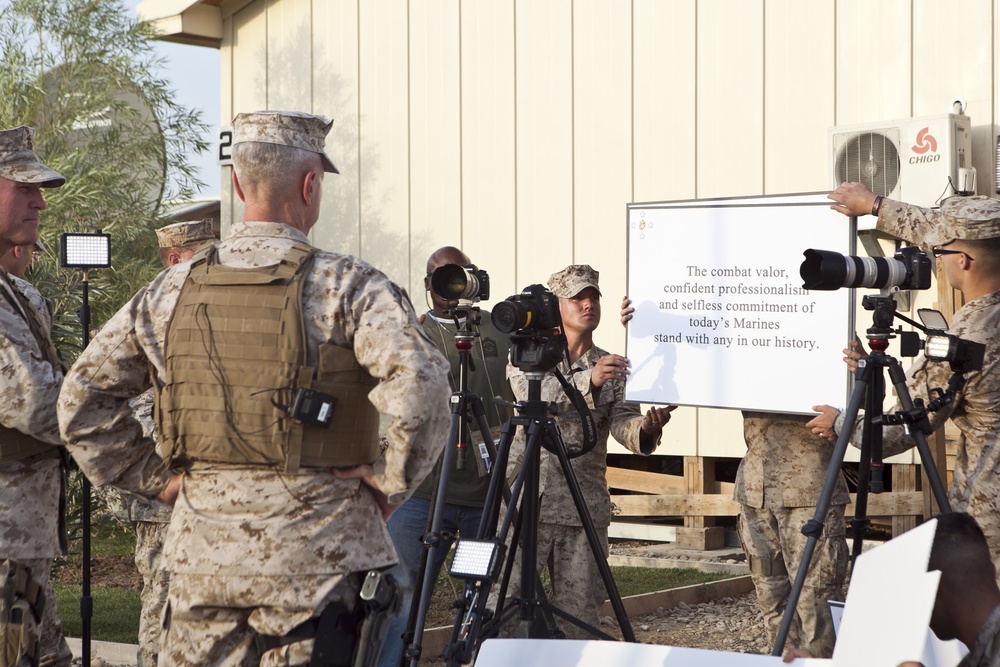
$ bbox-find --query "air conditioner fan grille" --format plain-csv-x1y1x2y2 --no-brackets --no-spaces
835,132,901,197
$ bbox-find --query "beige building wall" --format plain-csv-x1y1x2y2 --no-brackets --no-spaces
147,0,1000,461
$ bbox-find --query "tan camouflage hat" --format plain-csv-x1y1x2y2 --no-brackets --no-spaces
0,126,65,187
547,264,602,298
231,110,339,174
927,195,1000,246
156,219,217,251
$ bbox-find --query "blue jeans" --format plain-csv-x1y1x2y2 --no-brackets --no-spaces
377,496,485,667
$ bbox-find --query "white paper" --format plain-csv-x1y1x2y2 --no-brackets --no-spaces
474,638,829,667
834,519,940,666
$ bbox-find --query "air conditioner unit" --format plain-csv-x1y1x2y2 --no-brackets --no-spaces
829,113,973,211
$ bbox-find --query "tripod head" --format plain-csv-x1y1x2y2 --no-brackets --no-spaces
861,293,901,352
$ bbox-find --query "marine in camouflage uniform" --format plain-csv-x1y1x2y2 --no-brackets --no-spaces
500,265,673,639
735,412,848,658
0,126,73,666
819,184,1000,578
57,111,451,667
128,219,217,667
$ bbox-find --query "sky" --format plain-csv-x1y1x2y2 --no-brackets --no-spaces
126,0,222,198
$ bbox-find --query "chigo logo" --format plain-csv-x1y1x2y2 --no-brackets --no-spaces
910,127,941,164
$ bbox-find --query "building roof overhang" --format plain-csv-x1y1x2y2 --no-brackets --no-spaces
136,0,223,49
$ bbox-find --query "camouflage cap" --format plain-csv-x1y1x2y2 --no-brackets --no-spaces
926,195,1000,246
0,126,65,187
547,264,601,298
155,219,217,251
231,110,339,174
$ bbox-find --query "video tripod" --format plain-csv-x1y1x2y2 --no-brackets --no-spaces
399,304,501,667
441,365,636,667
771,294,970,656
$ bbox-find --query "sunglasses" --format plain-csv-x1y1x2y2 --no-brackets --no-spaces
931,247,974,261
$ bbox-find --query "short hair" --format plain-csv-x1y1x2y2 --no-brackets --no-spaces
232,141,322,194
927,512,994,587
957,236,1000,272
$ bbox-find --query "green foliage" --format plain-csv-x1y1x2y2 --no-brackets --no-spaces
0,0,209,362
54,585,140,644
61,469,132,551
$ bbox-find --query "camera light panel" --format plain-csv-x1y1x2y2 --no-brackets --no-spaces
60,232,111,268
449,539,502,581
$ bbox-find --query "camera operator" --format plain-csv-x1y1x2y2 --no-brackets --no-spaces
811,183,1000,578
377,246,514,667
500,264,674,638
621,297,848,658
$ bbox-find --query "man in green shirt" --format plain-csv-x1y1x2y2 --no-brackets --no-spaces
379,246,514,667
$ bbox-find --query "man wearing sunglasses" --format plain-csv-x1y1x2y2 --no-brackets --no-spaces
812,182,1000,582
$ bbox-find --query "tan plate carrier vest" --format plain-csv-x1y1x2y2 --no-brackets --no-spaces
155,244,380,473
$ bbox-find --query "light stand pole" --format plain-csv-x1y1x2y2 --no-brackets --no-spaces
59,231,111,667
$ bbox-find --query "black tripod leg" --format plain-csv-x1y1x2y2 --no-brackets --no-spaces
849,363,881,564
771,366,870,657
547,422,636,642
885,360,952,513
402,406,464,667
443,418,532,665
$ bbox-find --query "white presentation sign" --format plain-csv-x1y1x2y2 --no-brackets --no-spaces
625,194,854,414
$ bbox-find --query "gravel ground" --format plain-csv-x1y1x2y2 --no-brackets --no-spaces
626,593,769,654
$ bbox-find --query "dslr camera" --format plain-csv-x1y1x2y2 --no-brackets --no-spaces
430,263,490,302
492,284,566,372
800,245,931,292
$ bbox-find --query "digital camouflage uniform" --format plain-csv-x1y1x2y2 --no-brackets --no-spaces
836,195,1000,580
959,603,1000,667
58,220,451,666
57,112,451,667
128,390,172,667
502,345,658,638
0,126,72,667
0,272,74,667
735,412,848,658
127,219,217,667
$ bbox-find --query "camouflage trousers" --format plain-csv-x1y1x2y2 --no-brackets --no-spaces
498,522,609,640
160,572,360,667
20,559,73,667
134,521,170,667
737,504,847,658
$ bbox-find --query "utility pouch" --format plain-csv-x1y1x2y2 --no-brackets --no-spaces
0,561,43,667
350,570,401,667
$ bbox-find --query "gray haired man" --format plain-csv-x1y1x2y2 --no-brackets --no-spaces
0,125,73,667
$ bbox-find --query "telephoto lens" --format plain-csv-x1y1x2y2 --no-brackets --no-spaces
800,246,931,291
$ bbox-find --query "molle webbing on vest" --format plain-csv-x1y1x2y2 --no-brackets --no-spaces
0,425,58,464
156,245,380,472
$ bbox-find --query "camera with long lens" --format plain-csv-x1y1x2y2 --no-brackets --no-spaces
492,284,566,372
431,263,490,302
800,245,932,291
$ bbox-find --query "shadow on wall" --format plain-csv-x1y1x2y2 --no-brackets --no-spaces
233,10,433,292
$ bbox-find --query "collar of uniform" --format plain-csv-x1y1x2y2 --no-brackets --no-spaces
226,221,312,245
